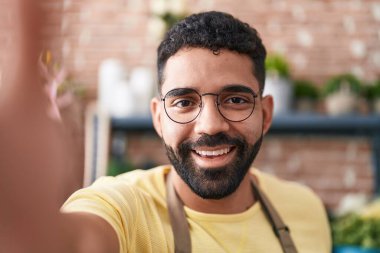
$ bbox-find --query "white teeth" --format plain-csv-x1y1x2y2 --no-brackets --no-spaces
195,148,231,157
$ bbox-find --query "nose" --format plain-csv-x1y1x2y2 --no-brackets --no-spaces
193,95,230,135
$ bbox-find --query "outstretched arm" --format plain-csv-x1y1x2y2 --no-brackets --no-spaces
0,1,118,252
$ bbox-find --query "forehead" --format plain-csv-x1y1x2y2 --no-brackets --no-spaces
161,48,259,94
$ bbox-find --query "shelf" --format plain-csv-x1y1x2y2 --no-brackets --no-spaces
269,114,380,136
109,113,380,194
112,116,153,131
111,114,380,136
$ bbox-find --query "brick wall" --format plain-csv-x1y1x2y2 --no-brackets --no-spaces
256,136,373,210
124,132,373,210
57,0,380,88
2,0,376,91
1,0,379,210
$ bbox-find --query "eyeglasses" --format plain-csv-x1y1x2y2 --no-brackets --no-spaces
161,85,258,124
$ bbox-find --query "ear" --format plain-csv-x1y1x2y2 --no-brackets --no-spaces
260,95,273,135
151,97,163,138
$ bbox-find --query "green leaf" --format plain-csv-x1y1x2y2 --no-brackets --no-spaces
265,54,290,78
322,74,362,96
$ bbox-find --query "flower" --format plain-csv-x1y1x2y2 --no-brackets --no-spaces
39,50,84,121
149,0,188,39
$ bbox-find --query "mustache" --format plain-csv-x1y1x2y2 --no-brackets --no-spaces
179,133,246,152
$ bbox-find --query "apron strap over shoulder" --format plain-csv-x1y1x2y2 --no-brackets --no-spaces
166,171,298,253
166,171,192,253
250,178,298,253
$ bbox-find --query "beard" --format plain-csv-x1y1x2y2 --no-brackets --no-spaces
165,132,263,200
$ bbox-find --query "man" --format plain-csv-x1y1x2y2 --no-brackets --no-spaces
1,5,330,253
62,11,331,253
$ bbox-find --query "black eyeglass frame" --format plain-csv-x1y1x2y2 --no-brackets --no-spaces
160,86,259,124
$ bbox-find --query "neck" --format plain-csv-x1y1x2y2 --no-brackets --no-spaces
170,169,257,214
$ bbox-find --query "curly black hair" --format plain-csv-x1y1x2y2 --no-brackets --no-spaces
157,11,267,93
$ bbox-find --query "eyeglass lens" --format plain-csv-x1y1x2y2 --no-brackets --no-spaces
162,85,257,124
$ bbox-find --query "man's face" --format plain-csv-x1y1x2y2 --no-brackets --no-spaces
151,48,273,199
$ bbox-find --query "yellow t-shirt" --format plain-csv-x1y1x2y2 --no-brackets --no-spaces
62,166,331,253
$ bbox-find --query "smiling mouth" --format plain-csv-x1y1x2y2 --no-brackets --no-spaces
193,146,234,158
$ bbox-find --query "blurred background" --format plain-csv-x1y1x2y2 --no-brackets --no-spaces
1,0,380,249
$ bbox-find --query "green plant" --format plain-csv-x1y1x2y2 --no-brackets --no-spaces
332,213,380,249
159,12,187,30
294,80,319,100
363,80,380,101
322,74,362,97
150,0,188,33
265,54,290,78
107,158,135,177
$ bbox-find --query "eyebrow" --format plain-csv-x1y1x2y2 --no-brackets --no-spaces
222,84,255,94
164,88,197,98
163,84,256,98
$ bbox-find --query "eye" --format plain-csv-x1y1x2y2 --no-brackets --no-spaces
168,95,200,109
164,89,201,111
225,97,248,104
219,90,254,105
173,99,195,108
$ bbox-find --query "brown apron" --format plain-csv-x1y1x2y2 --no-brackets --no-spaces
165,171,298,253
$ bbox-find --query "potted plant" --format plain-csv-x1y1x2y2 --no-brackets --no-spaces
148,0,188,39
322,74,362,116
264,54,293,115
363,80,380,114
332,199,380,253
293,79,320,113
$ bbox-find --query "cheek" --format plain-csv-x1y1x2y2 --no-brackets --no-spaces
161,119,192,147
235,117,263,144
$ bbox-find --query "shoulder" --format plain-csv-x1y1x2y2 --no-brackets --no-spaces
64,165,170,210
62,165,172,253
251,168,328,228
114,165,169,190
252,168,322,208
251,169,331,250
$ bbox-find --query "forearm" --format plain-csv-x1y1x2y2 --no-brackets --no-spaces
0,110,118,252
0,1,120,251
0,1,89,252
